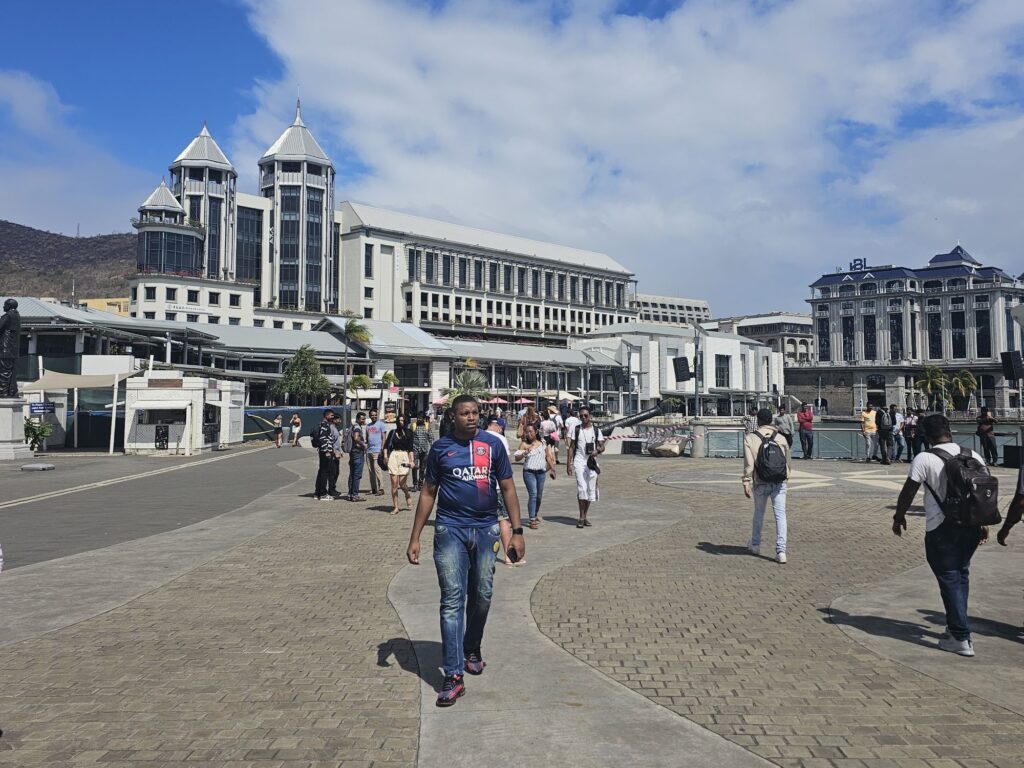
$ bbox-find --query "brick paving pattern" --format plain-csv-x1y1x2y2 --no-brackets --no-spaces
531,461,1024,768
0,505,419,767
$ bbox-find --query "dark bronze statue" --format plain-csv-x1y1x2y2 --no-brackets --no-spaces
0,299,21,397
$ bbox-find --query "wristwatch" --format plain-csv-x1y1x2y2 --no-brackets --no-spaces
511,527,524,535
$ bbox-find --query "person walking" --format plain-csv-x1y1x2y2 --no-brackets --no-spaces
742,406,758,434
411,412,433,490
976,407,998,466
773,404,795,448
365,408,387,496
289,412,302,447
346,412,367,501
796,402,814,459
517,405,540,440
313,409,339,501
912,409,929,455
890,405,906,462
486,416,520,566
892,414,994,657
515,422,556,529
904,409,919,460
567,406,605,529
406,395,524,707
875,405,893,466
383,413,415,515
743,408,791,564
273,413,284,448
860,404,878,462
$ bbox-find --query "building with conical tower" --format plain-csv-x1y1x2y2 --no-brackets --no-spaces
169,123,236,281
258,100,336,313
128,104,637,339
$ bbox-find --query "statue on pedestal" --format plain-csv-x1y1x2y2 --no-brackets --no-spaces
0,299,22,397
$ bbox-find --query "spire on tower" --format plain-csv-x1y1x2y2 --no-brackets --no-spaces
294,98,305,127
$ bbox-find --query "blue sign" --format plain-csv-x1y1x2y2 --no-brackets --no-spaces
29,402,56,415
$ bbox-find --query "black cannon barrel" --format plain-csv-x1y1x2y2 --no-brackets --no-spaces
596,402,671,434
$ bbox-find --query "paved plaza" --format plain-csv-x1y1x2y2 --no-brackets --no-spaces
0,449,1022,767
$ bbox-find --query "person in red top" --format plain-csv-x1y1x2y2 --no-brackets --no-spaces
796,402,814,460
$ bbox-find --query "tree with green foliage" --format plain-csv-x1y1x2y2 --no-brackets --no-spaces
950,369,977,406
916,365,948,410
274,344,330,405
380,370,400,388
348,373,373,393
338,316,372,405
443,369,490,401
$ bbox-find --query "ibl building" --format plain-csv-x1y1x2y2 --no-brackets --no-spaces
785,246,1024,414
130,103,638,338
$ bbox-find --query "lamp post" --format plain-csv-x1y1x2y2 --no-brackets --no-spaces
694,324,709,418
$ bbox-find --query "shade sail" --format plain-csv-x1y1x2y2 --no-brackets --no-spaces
513,397,534,404
21,371,137,392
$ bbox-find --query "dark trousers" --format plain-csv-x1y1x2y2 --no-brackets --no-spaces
925,522,983,641
877,430,893,464
912,432,928,457
315,452,337,497
799,429,813,458
979,433,998,465
413,450,429,487
348,451,365,497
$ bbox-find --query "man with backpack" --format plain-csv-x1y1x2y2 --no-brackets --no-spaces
742,409,791,564
875,404,893,465
893,414,1000,657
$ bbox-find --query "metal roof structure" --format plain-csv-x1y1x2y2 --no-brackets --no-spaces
446,339,608,367
342,201,632,276
173,123,234,170
139,180,184,213
811,246,1014,288
260,100,331,164
315,317,451,357
183,322,358,357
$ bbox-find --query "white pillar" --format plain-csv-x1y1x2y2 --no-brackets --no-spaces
108,376,119,455
73,388,79,449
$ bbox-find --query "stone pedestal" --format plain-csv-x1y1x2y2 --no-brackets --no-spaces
0,398,35,461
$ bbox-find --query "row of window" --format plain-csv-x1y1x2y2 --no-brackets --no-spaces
819,277,1012,299
638,301,709,314
405,290,627,332
818,309,996,363
405,248,626,307
133,285,243,307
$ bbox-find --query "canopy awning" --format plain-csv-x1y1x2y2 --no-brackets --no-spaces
21,370,137,392
556,390,580,401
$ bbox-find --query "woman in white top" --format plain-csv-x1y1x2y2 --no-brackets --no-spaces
514,423,556,529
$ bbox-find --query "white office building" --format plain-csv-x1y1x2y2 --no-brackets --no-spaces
632,292,711,325
129,107,637,341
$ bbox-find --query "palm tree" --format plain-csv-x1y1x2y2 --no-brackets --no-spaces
442,369,490,402
348,374,373,393
916,365,948,411
338,316,371,408
950,369,978,412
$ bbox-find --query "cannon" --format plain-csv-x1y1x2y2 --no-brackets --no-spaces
596,401,673,435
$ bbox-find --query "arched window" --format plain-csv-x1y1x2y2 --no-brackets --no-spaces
885,280,905,292
839,284,856,296
860,282,878,294
948,278,967,290
923,280,943,293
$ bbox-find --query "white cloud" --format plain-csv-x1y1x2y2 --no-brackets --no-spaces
0,70,151,236
230,0,1024,314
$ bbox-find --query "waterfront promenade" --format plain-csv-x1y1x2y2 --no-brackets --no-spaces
0,449,1022,766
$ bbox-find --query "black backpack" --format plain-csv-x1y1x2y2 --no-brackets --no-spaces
924,446,1001,527
754,429,788,482
876,409,892,430
309,425,321,448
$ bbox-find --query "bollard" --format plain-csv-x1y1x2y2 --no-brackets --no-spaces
691,422,707,458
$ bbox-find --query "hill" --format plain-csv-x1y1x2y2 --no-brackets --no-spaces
0,220,135,300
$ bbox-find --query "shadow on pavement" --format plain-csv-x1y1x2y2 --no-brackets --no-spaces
696,542,751,556
541,516,584,527
918,609,1024,643
377,637,444,690
823,607,940,648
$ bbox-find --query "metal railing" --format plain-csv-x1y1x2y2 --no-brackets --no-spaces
699,426,1021,461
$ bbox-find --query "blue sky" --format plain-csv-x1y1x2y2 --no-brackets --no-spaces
3,0,1024,315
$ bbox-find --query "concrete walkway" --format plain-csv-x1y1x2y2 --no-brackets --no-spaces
389,463,770,768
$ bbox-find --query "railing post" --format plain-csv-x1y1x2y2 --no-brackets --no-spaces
691,423,707,458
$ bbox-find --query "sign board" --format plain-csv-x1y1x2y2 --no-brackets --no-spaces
29,402,56,415
384,400,398,423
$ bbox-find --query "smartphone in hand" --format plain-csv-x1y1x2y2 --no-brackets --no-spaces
506,547,519,564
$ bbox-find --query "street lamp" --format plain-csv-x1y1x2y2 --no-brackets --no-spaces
694,324,709,418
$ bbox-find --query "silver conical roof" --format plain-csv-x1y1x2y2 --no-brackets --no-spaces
173,122,234,170
139,180,185,213
260,100,332,165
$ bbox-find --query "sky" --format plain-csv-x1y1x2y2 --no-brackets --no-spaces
3,0,1024,316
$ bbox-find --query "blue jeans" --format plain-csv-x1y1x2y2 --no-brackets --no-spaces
751,482,788,554
891,432,906,461
522,468,547,520
434,522,500,677
925,522,983,641
348,451,365,497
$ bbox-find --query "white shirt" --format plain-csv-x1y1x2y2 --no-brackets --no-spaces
564,415,581,438
893,412,905,433
488,430,511,457
572,425,604,466
540,418,557,437
908,442,986,531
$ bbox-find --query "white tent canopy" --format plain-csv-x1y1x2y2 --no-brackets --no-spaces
21,371,137,392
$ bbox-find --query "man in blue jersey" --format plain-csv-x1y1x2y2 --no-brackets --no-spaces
406,394,525,707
